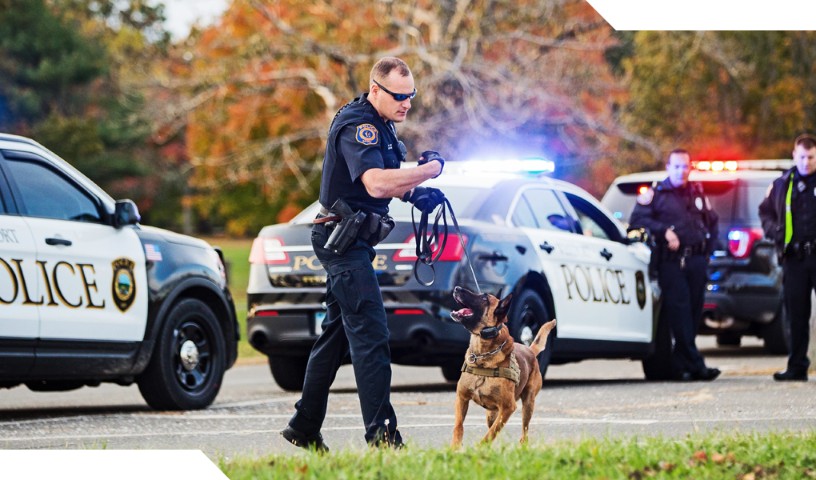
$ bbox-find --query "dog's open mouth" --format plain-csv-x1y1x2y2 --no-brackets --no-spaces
450,307,474,322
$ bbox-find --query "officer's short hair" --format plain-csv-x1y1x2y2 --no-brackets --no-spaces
667,148,690,164
794,133,816,150
370,57,411,82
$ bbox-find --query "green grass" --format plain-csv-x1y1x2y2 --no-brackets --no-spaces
219,431,816,479
205,237,259,361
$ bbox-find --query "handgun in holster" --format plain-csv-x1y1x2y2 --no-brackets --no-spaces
323,198,367,255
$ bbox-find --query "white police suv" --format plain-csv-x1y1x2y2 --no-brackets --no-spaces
0,133,238,410
248,159,671,390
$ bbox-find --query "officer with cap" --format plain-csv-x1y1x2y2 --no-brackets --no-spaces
630,148,721,381
281,56,445,451
759,133,816,382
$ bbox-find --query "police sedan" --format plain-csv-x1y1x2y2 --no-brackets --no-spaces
248,160,668,391
0,133,238,410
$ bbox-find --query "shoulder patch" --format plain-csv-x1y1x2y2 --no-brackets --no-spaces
636,188,654,205
355,124,379,145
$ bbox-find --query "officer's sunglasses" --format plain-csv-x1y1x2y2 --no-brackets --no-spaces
372,79,417,102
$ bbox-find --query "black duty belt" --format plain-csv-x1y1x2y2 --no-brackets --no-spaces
662,243,706,259
786,240,816,258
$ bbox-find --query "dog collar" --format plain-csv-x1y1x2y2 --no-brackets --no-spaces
466,340,508,364
479,324,504,340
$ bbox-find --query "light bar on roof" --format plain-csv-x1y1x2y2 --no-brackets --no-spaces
693,159,793,172
446,157,555,176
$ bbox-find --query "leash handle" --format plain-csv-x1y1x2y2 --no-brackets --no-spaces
410,197,481,293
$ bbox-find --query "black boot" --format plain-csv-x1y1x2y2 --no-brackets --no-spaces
773,369,808,381
281,426,330,453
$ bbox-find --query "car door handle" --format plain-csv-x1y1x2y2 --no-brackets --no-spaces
478,252,508,262
45,237,72,247
539,241,554,254
600,248,613,261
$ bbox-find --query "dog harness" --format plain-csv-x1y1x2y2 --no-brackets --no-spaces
461,351,520,384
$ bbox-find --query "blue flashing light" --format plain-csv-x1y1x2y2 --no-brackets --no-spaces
446,157,555,176
613,211,623,219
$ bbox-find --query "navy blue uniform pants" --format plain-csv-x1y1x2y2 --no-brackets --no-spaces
657,254,708,375
288,223,401,445
782,254,816,374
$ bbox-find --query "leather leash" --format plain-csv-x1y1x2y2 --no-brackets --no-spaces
411,197,481,293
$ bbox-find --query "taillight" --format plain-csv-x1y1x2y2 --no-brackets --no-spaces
249,236,290,264
727,228,764,259
393,234,467,262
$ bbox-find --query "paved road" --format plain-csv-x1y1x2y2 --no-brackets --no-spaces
2,337,814,460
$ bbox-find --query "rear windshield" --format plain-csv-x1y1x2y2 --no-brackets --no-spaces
603,180,739,225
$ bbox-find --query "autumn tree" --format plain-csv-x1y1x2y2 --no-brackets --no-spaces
162,0,629,235
619,31,816,170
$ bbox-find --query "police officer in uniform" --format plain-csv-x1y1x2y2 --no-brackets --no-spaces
758,133,816,382
630,148,721,381
281,57,445,451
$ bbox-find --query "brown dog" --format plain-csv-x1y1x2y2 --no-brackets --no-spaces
449,286,556,447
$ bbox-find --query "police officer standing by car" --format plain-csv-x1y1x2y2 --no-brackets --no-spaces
759,133,816,382
281,57,445,451
630,148,721,381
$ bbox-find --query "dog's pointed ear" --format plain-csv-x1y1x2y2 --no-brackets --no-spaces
495,293,513,323
496,287,504,299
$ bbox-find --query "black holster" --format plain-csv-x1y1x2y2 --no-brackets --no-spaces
323,199,366,255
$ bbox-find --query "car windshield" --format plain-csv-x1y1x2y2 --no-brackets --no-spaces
290,185,488,224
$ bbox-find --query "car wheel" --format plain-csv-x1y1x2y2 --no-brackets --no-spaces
642,312,673,380
508,289,553,380
138,298,227,410
763,304,790,355
441,362,462,382
269,355,308,391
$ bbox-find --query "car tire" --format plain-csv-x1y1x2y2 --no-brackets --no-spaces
269,355,308,391
508,289,553,380
137,298,227,410
441,362,462,382
763,304,790,355
642,312,673,380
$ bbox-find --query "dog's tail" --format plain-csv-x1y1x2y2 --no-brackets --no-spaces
530,319,557,356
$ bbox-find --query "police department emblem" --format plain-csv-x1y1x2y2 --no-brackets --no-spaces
112,258,136,312
355,124,378,145
635,270,646,310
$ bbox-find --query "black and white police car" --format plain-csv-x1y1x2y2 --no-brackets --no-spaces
248,159,671,391
0,133,238,410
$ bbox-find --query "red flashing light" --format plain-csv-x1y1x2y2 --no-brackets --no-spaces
694,160,738,172
254,310,279,317
637,185,650,196
728,227,764,259
393,309,425,315
249,236,290,265
393,234,467,262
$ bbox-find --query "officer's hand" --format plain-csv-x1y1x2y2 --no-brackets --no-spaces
418,150,445,178
403,187,445,213
665,228,680,251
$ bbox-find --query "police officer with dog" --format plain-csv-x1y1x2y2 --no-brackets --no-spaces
630,148,721,382
759,133,816,382
281,57,445,451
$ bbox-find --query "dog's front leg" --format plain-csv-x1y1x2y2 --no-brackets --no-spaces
451,394,470,448
481,400,515,443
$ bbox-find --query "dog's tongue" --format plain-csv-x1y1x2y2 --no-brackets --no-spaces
456,308,473,317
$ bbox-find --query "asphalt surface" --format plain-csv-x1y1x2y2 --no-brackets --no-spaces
1,337,814,461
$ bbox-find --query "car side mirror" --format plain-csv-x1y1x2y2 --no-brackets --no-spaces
113,199,141,228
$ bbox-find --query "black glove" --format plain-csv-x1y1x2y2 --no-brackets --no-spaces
418,150,445,178
402,186,445,213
